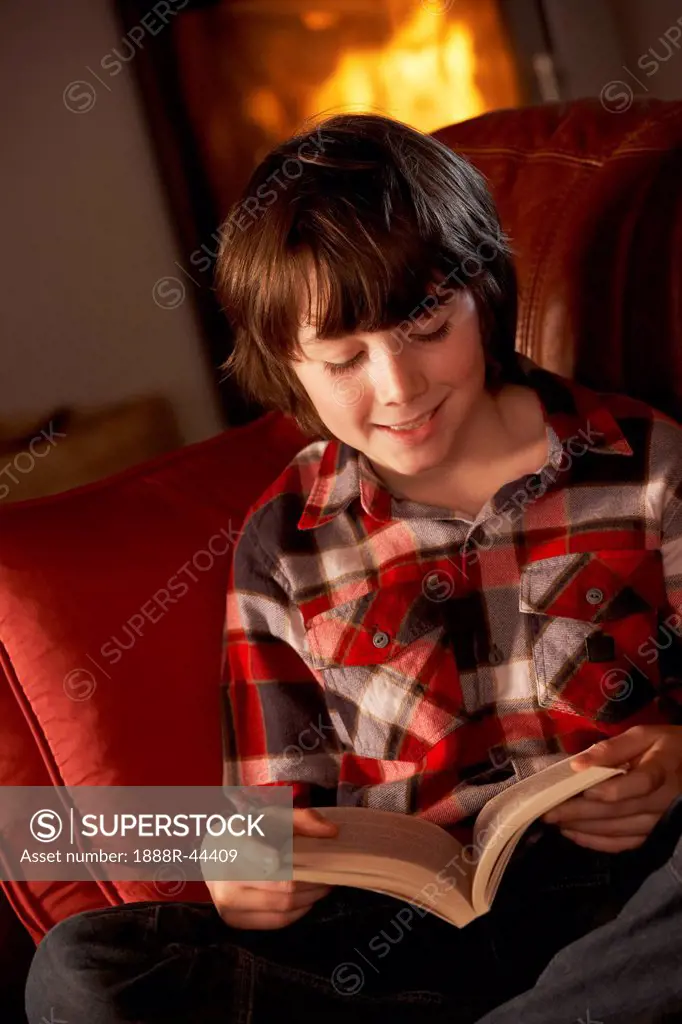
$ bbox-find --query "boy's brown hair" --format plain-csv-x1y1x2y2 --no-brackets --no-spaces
216,112,520,439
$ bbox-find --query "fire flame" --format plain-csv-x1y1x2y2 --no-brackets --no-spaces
302,4,495,133
232,1,519,181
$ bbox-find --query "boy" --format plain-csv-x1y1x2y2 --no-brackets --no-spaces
26,113,682,1023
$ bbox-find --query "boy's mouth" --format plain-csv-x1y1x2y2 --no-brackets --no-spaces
374,400,442,433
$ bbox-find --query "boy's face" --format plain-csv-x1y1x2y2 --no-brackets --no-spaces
292,281,487,480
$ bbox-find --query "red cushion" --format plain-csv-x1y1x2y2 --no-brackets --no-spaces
0,651,111,940
0,412,307,942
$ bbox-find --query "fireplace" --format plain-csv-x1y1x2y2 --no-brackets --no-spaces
172,0,522,218
117,0,530,423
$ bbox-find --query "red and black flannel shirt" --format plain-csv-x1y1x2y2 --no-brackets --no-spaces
222,355,682,832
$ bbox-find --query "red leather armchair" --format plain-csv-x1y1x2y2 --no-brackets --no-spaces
435,98,682,421
3,98,682,1022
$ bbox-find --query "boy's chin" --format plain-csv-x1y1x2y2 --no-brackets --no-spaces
368,436,447,473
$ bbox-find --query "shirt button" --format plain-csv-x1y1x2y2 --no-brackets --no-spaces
414,682,426,695
489,645,504,665
372,630,390,649
586,587,604,605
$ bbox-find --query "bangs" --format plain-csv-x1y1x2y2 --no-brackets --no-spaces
225,201,460,367
288,238,456,357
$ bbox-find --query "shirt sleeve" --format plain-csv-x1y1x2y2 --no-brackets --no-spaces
659,476,682,717
221,510,340,809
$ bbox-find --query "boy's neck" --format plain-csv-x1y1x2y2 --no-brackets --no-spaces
369,383,549,520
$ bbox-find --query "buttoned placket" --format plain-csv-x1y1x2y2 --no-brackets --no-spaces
366,423,567,703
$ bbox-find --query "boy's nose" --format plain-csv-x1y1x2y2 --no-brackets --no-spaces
366,348,428,407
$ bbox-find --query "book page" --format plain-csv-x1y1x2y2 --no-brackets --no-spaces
291,807,477,925
470,756,625,914
292,807,460,873
294,861,477,929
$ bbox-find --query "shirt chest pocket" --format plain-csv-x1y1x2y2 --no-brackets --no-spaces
519,548,667,723
303,570,458,760
305,577,439,666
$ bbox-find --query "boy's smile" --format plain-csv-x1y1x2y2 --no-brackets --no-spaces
292,282,521,506
371,394,446,442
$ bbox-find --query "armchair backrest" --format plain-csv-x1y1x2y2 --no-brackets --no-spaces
435,99,682,422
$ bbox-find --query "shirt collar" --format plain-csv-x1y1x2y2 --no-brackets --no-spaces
297,354,633,530
516,353,633,458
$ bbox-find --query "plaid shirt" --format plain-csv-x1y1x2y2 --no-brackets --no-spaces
222,355,682,832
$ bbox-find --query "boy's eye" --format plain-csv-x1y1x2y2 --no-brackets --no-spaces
322,319,452,376
323,351,364,376
414,319,451,342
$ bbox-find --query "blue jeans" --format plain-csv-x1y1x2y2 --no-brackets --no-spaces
25,802,682,1024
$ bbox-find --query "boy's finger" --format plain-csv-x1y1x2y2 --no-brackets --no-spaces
543,789,672,823
247,880,332,895
570,728,656,770
214,884,331,914
555,813,660,837
560,829,649,853
292,808,339,837
222,905,315,931
574,767,662,803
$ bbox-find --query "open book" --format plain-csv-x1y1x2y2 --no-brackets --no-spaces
292,755,625,928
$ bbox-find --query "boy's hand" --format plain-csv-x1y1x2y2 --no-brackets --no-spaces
207,807,338,930
542,725,682,852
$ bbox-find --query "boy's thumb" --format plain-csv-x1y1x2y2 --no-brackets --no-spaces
293,807,339,837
